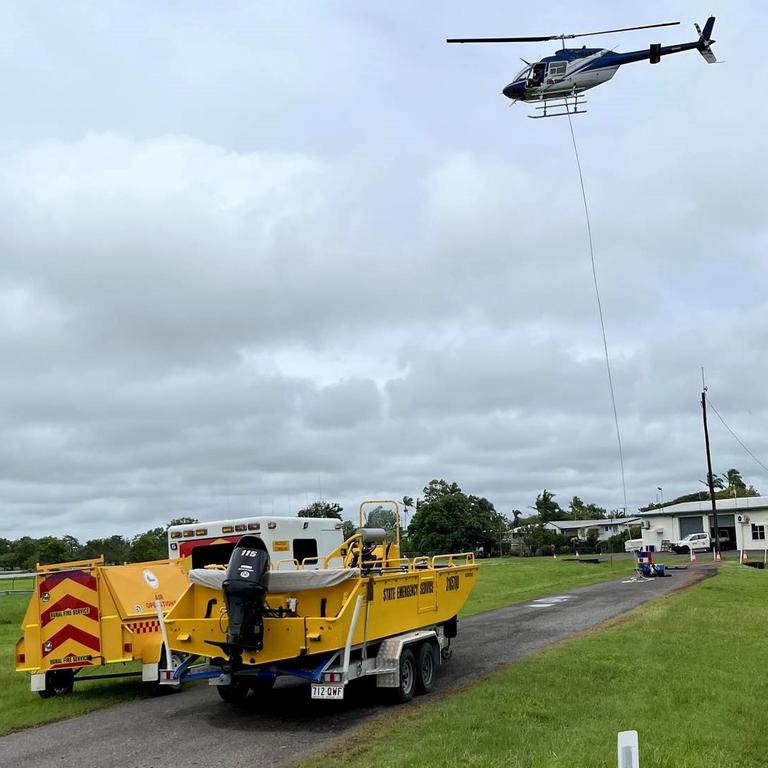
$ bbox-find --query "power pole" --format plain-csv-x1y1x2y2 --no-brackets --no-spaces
701,386,721,556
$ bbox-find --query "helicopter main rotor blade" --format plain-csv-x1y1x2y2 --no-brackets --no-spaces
447,35,559,43
566,21,679,39
446,21,679,44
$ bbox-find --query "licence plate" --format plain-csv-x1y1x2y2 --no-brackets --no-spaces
311,684,344,700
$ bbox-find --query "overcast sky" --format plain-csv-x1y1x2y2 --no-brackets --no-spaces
2,1,766,540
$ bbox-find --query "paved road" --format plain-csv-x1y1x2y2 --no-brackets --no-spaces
0,565,712,768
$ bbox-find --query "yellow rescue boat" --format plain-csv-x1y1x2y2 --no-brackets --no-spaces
161,501,478,703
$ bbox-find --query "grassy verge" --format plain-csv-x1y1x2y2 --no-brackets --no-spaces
464,554,636,616
0,586,146,736
303,564,766,768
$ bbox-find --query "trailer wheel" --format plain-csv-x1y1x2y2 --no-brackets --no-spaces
38,669,75,699
216,678,254,705
415,642,438,695
249,676,276,695
216,675,274,705
393,647,416,703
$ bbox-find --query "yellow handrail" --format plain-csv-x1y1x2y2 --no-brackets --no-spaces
36,556,105,572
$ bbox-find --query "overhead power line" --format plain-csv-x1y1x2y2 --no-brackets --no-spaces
707,399,768,475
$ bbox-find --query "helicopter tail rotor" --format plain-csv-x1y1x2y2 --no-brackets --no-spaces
695,16,716,63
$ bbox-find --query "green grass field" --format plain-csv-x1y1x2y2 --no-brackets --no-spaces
303,563,768,768
463,554,636,616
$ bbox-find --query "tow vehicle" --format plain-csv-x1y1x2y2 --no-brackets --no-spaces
159,501,478,703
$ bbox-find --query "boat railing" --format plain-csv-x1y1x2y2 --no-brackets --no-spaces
314,536,476,572
430,552,475,568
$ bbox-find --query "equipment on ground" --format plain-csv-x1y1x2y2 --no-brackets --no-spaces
635,550,669,578
447,17,717,117
158,501,479,704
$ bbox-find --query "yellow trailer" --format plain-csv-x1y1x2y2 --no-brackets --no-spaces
15,556,190,697
160,501,479,703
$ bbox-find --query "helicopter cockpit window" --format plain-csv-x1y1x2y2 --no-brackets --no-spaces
529,63,546,84
547,62,567,77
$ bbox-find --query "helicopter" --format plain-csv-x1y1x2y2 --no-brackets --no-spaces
447,17,716,117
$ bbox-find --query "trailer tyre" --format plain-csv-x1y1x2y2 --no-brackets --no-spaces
216,675,275,705
38,669,75,698
393,648,416,703
415,642,438,695
216,678,254,705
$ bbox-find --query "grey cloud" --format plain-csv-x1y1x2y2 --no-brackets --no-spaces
1,1,766,541
300,378,381,429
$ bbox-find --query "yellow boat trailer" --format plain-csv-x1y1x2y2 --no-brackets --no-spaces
160,502,478,703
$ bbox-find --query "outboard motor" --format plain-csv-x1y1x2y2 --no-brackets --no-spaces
222,535,270,651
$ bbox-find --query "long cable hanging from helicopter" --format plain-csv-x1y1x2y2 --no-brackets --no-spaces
447,16,718,510
565,111,626,512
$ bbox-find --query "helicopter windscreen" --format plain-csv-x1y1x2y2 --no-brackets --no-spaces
513,64,531,82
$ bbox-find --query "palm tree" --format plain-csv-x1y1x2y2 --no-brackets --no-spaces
401,496,414,527
706,474,725,491
724,468,746,495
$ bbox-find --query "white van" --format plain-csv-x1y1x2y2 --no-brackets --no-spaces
624,538,643,553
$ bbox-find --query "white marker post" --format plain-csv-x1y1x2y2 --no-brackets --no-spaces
155,599,173,674
617,730,639,768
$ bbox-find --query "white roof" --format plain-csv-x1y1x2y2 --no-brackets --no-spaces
168,516,341,530
637,496,768,517
547,518,639,529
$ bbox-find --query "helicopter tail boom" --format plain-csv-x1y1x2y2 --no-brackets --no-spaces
607,16,716,68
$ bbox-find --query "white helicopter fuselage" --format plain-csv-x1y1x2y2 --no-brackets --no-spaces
505,48,620,102
528,63,620,100
503,29,715,105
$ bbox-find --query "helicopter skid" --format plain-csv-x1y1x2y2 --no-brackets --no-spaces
527,92,586,119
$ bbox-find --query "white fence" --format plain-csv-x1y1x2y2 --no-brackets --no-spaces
0,571,35,595
0,571,36,581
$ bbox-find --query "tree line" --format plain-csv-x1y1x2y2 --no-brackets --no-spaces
640,467,759,510
3,468,758,568
0,518,197,570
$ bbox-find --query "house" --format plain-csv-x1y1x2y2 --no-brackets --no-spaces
543,518,640,542
635,496,768,552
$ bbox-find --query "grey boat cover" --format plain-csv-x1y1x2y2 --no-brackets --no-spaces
189,567,360,592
